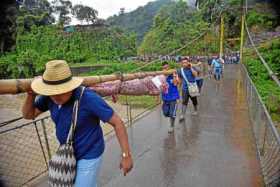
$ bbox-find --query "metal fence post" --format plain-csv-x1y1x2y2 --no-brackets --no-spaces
41,119,52,160
129,103,133,127
33,121,49,169
261,123,267,156
125,96,131,126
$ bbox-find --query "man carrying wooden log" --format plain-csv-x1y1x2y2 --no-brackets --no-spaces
22,60,133,187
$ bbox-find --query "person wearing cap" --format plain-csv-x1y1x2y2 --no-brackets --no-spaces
22,60,133,187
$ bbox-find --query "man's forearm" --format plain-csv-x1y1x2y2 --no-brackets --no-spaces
191,68,198,77
22,94,36,119
114,120,131,155
110,114,131,155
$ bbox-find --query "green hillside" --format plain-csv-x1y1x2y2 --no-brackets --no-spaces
107,0,172,43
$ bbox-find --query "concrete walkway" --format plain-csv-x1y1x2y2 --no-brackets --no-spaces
100,64,263,187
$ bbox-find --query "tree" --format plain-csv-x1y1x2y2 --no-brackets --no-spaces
21,0,54,22
72,4,98,24
138,0,210,56
0,0,18,53
17,0,55,31
52,0,72,25
119,8,125,15
22,0,37,10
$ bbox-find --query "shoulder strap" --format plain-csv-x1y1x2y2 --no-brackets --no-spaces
67,86,86,144
180,68,190,85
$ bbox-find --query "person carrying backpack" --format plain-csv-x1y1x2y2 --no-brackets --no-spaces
212,56,223,81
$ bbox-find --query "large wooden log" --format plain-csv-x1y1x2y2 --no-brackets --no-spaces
0,70,175,95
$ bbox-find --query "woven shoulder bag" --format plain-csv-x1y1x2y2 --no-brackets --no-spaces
48,87,85,187
180,68,200,97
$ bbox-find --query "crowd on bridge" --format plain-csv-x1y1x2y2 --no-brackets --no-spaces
123,51,240,65
20,54,236,186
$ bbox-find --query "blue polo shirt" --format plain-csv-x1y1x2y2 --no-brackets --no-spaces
161,74,180,102
34,87,114,160
212,59,222,68
177,68,196,92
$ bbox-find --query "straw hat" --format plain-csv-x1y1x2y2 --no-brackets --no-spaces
31,60,83,96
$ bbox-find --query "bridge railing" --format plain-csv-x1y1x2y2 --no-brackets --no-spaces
0,116,58,187
241,64,280,187
0,95,159,186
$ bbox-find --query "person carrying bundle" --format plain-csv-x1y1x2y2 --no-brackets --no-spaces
22,60,133,187
161,62,180,133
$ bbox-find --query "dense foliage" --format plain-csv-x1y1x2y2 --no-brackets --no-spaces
244,38,280,123
246,3,278,31
0,25,137,78
0,1,18,53
138,0,213,56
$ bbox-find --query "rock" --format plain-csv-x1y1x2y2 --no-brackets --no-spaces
275,26,280,33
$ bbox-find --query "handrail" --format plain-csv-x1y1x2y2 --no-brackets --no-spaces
0,116,50,135
241,64,280,186
0,116,23,128
241,64,280,145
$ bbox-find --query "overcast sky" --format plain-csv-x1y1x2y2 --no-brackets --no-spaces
69,0,157,19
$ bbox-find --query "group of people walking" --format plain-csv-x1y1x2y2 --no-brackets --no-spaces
161,55,227,133
160,57,204,133
20,56,227,186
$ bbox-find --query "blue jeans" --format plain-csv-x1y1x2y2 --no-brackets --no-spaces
196,79,204,93
75,155,103,187
214,67,222,81
162,100,177,118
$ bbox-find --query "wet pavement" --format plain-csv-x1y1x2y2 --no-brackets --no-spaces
100,64,263,187
35,64,263,187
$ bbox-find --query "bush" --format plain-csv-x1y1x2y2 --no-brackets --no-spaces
247,8,277,30
244,42,280,124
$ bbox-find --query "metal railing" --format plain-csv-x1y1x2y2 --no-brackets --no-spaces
241,64,280,187
0,116,58,187
0,95,159,186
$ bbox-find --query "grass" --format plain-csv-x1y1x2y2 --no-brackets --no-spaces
117,95,159,109
78,60,177,76
70,63,108,68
